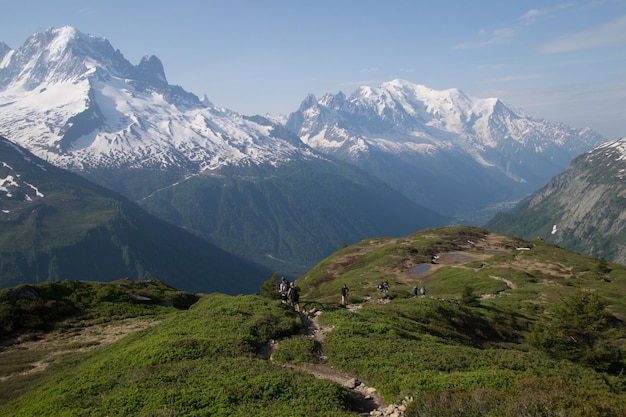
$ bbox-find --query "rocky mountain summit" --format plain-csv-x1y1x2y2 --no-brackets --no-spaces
0,26,316,174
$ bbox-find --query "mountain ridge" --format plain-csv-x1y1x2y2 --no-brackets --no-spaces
486,137,626,265
0,26,317,176
0,27,451,278
285,79,606,222
0,26,613,277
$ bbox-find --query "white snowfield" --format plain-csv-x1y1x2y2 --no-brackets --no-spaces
0,27,317,172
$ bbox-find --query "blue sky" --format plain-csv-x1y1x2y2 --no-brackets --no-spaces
2,0,625,139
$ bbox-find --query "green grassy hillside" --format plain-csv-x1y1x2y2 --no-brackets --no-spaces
0,137,270,293
137,159,448,278
1,226,625,416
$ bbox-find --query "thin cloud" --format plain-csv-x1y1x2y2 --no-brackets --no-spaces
522,8,550,20
337,79,378,88
480,74,544,84
539,14,626,53
477,63,507,70
453,27,515,50
455,3,574,51
359,67,381,73
520,3,573,22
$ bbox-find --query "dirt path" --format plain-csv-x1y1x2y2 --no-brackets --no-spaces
300,311,387,408
261,308,404,416
489,275,517,289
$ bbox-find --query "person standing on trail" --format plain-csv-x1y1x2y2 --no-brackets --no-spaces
341,284,349,305
279,277,289,304
288,282,300,312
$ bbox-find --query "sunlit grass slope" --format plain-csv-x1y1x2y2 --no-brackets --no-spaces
1,292,355,417
1,226,625,416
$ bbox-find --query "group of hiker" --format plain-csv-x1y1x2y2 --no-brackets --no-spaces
278,277,300,311
278,276,426,310
412,286,426,297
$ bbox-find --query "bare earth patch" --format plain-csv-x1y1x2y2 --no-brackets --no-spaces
0,318,159,382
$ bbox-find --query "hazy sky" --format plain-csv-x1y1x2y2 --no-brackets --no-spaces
2,0,625,139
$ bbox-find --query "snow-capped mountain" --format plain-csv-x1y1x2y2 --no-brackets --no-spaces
487,137,626,265
286,80,607,222
0,26,315,173
0,27,448,279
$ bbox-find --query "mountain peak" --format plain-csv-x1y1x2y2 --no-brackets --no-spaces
286,79,607,220
52,25,79,37
0,41,11,56
136,54,167,85
28,26,90,60
298,93,318,111
1,26,135,89
381,78,430,93
319,91,346,108
0,27,320,174
201,94,214,107
49,25,80,47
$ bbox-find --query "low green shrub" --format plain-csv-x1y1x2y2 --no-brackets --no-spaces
406,378,626,417
0,294,360,416
272,336,317,364
319,296,626,408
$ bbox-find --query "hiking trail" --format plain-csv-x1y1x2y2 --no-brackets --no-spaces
259,305,408,417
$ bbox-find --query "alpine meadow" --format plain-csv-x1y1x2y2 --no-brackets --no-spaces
1,227,625,416
1,20,625,417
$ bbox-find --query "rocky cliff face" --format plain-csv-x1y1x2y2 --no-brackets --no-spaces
486,138,626,264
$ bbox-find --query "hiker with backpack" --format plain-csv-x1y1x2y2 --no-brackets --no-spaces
287,282,300,312
341,284,349,305
279,277,289,304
